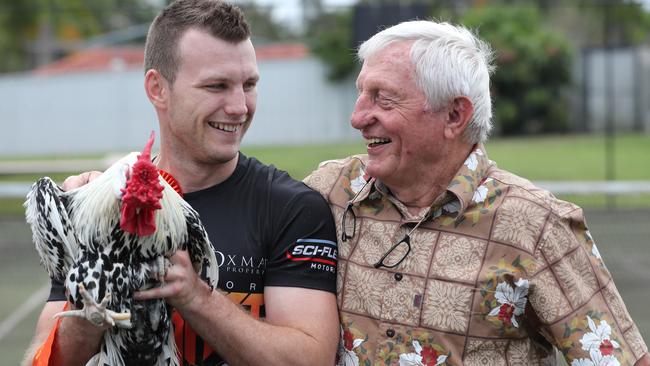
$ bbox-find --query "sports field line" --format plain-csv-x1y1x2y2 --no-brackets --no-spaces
0,282,48,342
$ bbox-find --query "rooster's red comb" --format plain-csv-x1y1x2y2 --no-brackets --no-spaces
119,131,164,236
141,131,155,160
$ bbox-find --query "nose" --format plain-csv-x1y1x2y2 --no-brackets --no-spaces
350,93,372,130
224,87,248,117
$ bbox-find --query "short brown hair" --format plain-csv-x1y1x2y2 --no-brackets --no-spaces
144,0,250,83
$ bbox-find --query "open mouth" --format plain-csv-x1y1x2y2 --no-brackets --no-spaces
366,137,391,148
208,122,239,133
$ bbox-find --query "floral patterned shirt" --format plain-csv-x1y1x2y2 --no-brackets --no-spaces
304,145,648,366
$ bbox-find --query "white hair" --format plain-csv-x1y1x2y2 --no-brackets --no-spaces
358,20,495,144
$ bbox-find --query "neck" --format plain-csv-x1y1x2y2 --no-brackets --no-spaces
386,144,474,213
389,176,450,216
155,152,238,193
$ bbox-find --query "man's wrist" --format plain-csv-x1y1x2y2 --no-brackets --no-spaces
179,280,215,315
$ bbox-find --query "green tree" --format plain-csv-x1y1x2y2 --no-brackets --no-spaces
552,0,650,47
306,9,357,81
462,5,573,135
0,0,157,73
0,0,39,72
236,2,296,42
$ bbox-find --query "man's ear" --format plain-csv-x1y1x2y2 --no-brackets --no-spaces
443,96,474,139
144,69,169,109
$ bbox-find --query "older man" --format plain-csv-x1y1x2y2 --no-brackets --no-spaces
305,20,649,365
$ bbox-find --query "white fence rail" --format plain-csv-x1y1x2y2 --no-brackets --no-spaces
3,180,650,199
536,181,650,195
0,183,32,199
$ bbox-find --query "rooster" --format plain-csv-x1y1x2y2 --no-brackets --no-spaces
25,132,218,366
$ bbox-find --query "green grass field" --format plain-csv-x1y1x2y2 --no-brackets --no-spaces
241,133,650,209
484,133,650,181
239,133,650,181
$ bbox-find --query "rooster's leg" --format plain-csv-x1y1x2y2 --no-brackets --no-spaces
54,283,131,327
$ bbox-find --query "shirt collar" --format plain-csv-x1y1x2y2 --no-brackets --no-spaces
346,144,491,220
446,143,492,216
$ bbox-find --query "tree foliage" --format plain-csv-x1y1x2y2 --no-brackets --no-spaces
307,3,576,135
567,0,650,47
0,0,43,72
237,3,296,42
461,5,573,135
0,0,157,73
307,9,357,81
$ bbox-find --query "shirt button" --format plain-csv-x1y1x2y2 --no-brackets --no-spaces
386,328,395,338
394,273,403,281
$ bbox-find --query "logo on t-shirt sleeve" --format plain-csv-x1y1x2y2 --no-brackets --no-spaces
286,239,337,272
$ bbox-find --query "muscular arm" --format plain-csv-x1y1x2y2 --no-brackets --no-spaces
184,284,338,366
25,301,105,366
136,251,339,366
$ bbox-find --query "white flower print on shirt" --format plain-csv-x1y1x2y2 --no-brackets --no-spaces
580,316,620,357
472,185,488,204
585,230,603,260
350,167,367,194
571,348,620,366
399,340,447,366
488,278,529,328
463,149,484,171
464,153,479,171
472,178,493,204
592,243,602,260
443,200,460,214
337,327,364,366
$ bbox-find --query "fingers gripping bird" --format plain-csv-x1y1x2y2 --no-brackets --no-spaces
25,132,218,366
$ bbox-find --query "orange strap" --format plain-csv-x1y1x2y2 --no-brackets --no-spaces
32,303,68,366
173,310,215,364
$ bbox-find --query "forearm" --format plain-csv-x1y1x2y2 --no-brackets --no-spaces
28,301,105,366
178,283,335,366
50,317,104,366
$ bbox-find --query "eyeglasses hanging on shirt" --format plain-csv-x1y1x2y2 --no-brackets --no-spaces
340,178,371,242
340,178,430,269
373,213,429,269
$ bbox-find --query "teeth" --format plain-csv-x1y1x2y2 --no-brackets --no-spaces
210,122,239,132
366,137,390,145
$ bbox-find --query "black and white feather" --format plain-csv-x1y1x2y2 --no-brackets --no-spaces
25,151,218,366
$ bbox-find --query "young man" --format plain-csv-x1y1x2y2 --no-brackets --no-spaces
305,20,649,365
26,1,338,365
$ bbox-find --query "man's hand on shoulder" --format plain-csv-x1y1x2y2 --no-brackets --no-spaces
62,171,102,191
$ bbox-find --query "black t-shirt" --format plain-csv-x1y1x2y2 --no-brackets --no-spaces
47,153,337,365
182,152,337,296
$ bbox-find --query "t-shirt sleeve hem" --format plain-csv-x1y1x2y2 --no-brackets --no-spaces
265,272,336,294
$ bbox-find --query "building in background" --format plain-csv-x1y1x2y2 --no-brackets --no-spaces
0,42,358,157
